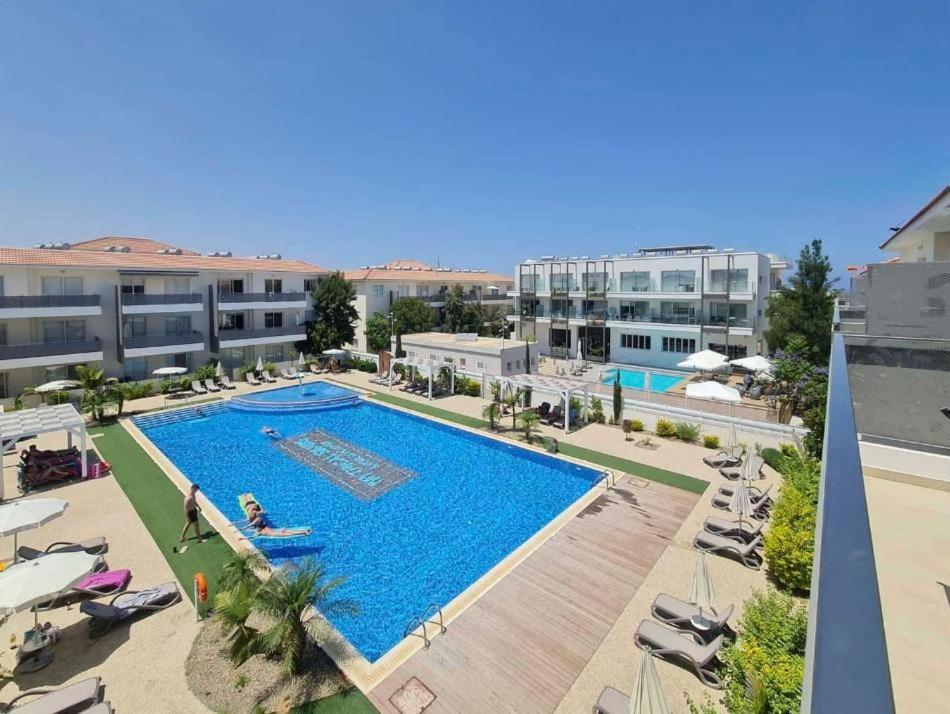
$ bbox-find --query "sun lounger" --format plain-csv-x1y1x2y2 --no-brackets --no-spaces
280,368,296,380
720,455,763,480
542,405,562,425
711,492,772,519
17,462,82,493
703,516,765,543
18,536,108,561
83,703,113,714
716,483,772,504
80,582,181,638
203,378,221,393
537,402,551,418
72,569,132,598
635,619,724,688
260,370,278,383
693,532,763,570
3,676,102,714
245,373,262,386
703,450,741,468
308,363,326,375
219,375,237,390
592,686,632,714
651,593,734,638
190,380,207,395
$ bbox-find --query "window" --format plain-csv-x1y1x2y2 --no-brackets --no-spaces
398,285,409,297
443,356,454,363
660,270,695,293
459,358,466,367
476,360,485,370
42,276,83,295
708,302,748,326
123,357,147,381
220,313,245,331
169,353,189,369
304,278,320,292
373,285,384,297
264,312,283,328
620,271,652,292
417,285,429,297
121,278,145,294
43,320,86,343
164,278,189,295
165,316,191,335
506,361,512,371
0,372,7,399
516,360,521,369
661,337,696,353
221,347,247,370
122,317,146,338
621,334,651,350
709,343,748,360
0,324,6,345
709,268,749,292
619,301,649,321
264,279,282,294
0,276,4,295
264,344,285,363
218,279,244,293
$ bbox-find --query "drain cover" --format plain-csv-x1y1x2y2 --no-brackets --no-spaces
389,676,436,714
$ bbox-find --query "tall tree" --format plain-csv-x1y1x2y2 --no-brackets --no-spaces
364,312,392,353
460,302,484,333
308,271,358,354
443,284,465,333
764,240,837,364
391,297,435,356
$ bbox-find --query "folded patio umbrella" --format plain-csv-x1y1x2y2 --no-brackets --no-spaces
688,551,717,626
0,498,68,563
215,361,224,378
0,551,101,627
728,479,755,530
256,356,264,372
629,647,670,714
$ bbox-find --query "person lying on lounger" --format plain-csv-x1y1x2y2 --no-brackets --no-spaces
243,500,310,538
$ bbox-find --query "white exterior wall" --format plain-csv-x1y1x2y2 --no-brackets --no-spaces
398,337,540,377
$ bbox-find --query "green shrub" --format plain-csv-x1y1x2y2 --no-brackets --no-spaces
674,421,701,442
47,390,71,405
780,455,821,505
721,589,808,714
348,356,378,373
590,397,606,424
779,442,798,458
702,435,720,449
763,483,816,592
761,447,786,474
453,376,482,397
629,418,644,432
121,382,155,400
655,418,676,437
192,364,217,381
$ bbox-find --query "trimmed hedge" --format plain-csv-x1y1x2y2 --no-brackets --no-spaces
761,446,786,473
348,357,378,373
763,454,821,592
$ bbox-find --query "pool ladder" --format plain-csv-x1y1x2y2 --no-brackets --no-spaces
403,602,447,649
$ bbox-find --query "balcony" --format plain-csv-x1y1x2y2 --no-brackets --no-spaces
123,331,205,357
120,293,204,314
605,309,703,328
704,315,755,331
216,324,307,348
550,277,577,295
0,294,102,318
0,338,104,369
217,292,308,310
517,278,546,294
703,281,751,296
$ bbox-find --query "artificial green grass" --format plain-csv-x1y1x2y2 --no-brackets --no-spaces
291,689,377,713
89,423,234,614
334,380,707,494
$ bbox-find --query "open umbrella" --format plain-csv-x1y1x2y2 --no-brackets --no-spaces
33,380,80,394
152,366,187,377
684,381,741,403
0,551,101,627
730,355,774,373
628,647,670,714
688,551,717,629
676,350,728,372
0,498,68,563
322,348,346,356
255,356,264,373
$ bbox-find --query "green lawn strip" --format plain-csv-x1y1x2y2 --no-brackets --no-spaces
335,380,706,494
291,690,377,714
88,423,233,612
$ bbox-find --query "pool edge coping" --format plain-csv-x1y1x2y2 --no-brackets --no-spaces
119,378,642,694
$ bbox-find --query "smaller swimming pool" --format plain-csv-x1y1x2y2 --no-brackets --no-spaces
229,382,360,412
603,367,684,393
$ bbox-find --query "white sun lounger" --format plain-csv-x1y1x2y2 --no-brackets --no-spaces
635,619,724,688
3,676,102,714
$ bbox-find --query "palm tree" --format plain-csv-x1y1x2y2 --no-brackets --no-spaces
218,549,267,593
482,401,499,430
252,559,359,676
75,365,115,422
519,410,541,442
213,582,260,665
503,387,523,431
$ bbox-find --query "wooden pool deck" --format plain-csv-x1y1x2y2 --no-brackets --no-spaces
368,475,699,713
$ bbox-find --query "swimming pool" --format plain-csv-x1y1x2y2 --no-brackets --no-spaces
134,389,600,662
603,367,684,392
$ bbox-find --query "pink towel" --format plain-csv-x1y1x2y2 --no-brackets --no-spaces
74,569,131,592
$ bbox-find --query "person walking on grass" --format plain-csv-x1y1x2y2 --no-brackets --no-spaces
178,483,206,549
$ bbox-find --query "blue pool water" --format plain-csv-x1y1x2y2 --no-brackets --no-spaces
238,381,357,403
135,396,600,662
603,367,684,392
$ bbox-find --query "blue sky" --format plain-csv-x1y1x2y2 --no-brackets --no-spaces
1,2,948,278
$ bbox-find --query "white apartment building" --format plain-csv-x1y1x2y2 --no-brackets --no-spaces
343,259,514,352
508,245,788,370
397,331,540,377
0,237,326,398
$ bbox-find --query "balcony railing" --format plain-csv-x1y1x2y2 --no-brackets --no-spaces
705,281,750,293
606,309,703,326
124,332,204,349
550,277,577,294
218,291,307,303
121,293,203,306
802,332,894,712
0,295,101,308
618,278,657,292
218,324,305,341
518,278,546,293
0,338,103,360
705,315,755,329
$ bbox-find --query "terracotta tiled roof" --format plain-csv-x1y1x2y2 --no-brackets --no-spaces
0,246,327,274
70,236,202,255
342,258,512,284
880,184,950,249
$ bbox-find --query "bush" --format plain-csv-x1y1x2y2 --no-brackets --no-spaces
674,422,701,442
702,435,720,449
761,447,786,474
192,364,217,381
589,397,605,424
779,442,798,458
655,418,676,438
629,418,644,432
781,455,821,505
121,382,155,400
763,484,816,593
47,390,71,405
720,589,808,714
453,376,482,397
348,356,378,373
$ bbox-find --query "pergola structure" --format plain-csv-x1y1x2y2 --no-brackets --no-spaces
496,373,589,434
0,404,88,501
389,357,456,401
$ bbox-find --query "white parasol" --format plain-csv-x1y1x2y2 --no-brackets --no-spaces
152,367,187,377
0,498,69,563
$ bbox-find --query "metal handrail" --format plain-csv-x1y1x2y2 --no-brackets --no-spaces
801,332,894,713
403,616,430,648
421,603,447,636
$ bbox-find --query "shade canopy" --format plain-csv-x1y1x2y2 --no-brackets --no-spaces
676,350,728,371
152,366,187,376
730,355,775,373
497,373,589,435
0,551,101,618
0,498,68,538
629,648,670,714
389,357,456,401
33,380,80,393
688,551,717,615
685,381,742,404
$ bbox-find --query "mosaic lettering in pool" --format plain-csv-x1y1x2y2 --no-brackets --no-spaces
274,428,417,500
